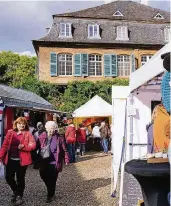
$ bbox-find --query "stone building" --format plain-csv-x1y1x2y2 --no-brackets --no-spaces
32,1,170,85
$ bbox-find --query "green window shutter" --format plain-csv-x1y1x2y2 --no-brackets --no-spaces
50,52,57,76
111,54,118,77
81,54,88,76
131,54,135,73
74,54,81,76
104,54,111,76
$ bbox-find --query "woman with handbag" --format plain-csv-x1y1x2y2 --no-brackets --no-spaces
65,119,76,163
0,117,36,206
37,121,69,203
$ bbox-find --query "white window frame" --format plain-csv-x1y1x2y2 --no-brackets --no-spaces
88,54,102,76
58,53,73,76
141,55,153,66
113,11,123,17
154,13,164,19
116,26,129,41
59,23,72,38
164,26,171,42
88,24,101,39
117,55,131,77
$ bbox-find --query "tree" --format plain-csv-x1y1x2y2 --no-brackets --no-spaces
0,51,36,87
59,79,129,112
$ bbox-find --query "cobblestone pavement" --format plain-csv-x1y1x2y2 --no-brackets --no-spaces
0,152,118,206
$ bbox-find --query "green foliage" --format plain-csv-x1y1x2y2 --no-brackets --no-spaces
0,51,129,113
60,79,129,112
0,51,36,87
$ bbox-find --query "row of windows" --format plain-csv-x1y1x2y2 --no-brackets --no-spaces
58,23,171,42
50,53,152,77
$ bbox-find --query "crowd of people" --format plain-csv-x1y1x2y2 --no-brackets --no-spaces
0,116,112,205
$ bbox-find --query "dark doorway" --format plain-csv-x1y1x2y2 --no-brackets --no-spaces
151,100,161,114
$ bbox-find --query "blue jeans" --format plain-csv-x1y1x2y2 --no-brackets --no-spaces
78,143,86,156
102,138,108,153
67,143,76,163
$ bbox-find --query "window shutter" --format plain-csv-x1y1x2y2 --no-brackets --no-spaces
81,54,88,76
50,52,57,76
104,54,111,76
131,54,135,73
74,54,82,76
104,54,118,76
111,55,118,76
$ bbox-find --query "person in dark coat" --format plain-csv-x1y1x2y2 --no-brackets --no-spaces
37,121,69,203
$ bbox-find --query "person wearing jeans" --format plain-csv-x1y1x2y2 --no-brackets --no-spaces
65,119,76,163
76,124,86,156
100,122,109,154
101,138,109,153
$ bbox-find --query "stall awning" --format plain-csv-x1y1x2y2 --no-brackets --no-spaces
0,84,62,114
129,41,171,93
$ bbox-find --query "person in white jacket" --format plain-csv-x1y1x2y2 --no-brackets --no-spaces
92,123,101,151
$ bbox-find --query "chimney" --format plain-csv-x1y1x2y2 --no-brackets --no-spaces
140,0,148,6
46,28,50,34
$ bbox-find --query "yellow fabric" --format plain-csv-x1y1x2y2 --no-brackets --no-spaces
153,104,170,152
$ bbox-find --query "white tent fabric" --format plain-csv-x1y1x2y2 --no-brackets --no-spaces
129,41,171,92
73,95,112,117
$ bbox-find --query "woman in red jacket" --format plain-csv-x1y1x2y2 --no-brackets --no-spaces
76,124,86,156
65,119,76,163
0,117,36,206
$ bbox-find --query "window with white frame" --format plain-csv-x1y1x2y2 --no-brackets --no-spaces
116,26,129,41
88,25,100,38
59,23,72,37
164,27,171,42
141,55,153,66
117,55,130,76
58,54,72,75
89,54,102,76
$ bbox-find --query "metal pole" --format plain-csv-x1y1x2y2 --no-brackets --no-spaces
129,93,134,160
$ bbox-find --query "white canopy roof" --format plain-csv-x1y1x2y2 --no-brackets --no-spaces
73,95,112,117
129,41,171,93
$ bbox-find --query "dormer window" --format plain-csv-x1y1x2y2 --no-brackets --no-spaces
154,13,164,19
164,26,171,42
59,23,72,38
88,24,100,39
116,26,129,41
113,11,123,17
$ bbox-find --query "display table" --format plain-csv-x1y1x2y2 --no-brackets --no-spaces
125,160,170,206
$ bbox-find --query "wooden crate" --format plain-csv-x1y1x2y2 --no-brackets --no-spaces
147,158,169,163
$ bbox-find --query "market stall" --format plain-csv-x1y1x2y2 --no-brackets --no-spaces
73,95,112,151
111,41,171,205
0,84,63,146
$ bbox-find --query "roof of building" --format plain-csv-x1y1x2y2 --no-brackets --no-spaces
0,84,60,113
32,1,170,50
53,1,170,23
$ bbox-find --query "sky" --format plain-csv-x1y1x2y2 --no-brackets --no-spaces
0,0,170,56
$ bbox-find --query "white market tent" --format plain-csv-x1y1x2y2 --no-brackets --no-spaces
112,41,170,206
73,95,112,117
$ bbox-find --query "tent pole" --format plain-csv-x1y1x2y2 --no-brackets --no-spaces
129,93,134,160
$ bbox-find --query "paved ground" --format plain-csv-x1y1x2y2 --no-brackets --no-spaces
0,152,119,206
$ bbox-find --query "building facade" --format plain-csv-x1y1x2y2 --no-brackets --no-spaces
33,1,170,85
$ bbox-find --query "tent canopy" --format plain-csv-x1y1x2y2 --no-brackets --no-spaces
129,41,171,93
73,95,112,117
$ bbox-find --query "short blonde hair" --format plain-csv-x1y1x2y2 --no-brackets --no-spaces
45,121,58,131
